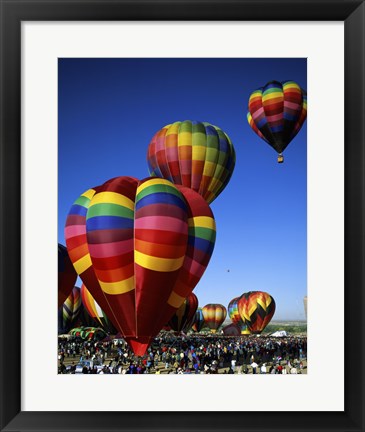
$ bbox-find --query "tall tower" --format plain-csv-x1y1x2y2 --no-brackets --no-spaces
303,296,307,319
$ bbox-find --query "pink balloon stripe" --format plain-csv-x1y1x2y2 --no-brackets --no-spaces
88,238,134,258
65,224,86,238
284,100,301,110
182,255,206,278
135,216,187,233
252,107,265,120
266,113,283,122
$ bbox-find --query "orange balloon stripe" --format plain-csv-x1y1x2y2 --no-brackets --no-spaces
94,262,134,284
134,237,187,259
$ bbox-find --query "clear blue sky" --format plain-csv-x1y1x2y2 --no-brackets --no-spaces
58,58,307,321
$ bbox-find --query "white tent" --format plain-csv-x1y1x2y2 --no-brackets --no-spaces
270,330,288,337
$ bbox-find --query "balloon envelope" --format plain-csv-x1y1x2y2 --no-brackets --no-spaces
69,326,106,341
80,284,116,333
147,120,236,204
191,307,205,333
222,323,241,336
228,296,250,335
168,292,198,333
58,286,81,333
247,80,307,158
65,176,216,355
202,303,227,333
238,291,276,334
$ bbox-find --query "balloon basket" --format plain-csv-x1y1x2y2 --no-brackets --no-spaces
277,154,284,163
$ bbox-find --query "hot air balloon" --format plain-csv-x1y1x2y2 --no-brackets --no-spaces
191,307,205,333
58,286,81,333
237,291,275,334
228,297,251,335
65,176,216,356
202,304,227,333
222,323,241,336
168,292,198,333
69,326,106,341
80,284,116,333
147,120,236,204
58,243,77,308
247,80,307,163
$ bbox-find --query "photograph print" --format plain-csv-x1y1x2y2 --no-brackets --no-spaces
58,58,307,375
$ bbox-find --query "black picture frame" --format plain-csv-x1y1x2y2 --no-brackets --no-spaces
1,1,364,431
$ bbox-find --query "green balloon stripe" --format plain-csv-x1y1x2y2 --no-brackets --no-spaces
87,203,134,220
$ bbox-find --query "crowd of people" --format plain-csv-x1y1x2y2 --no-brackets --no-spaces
58,333,307,375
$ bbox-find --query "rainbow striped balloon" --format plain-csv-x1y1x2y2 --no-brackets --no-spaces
202,303,227,333
247,80,307,161
228,296,250,335
238,291,276,334
65,176,216,356
147,121,236,204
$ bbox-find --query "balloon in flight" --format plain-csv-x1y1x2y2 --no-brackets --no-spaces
147,120,236,204
247,80,307,163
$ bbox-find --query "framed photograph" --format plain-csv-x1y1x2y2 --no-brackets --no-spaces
1,1,364,431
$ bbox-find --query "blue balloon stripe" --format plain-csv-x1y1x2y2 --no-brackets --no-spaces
69,204,87,217
271,125,284,133
188,236,215,255
283,113,299,121
205,124,219,137
135,192,186,211
218,137,229,152
86,216,134,231
256,118,268,128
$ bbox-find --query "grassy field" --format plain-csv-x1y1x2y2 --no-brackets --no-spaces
261,321,307,335
213,320,307,336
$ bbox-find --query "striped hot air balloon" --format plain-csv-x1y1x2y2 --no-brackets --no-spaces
168,292,198,333
65,176,216,356
191,307,205,333
80,284,115,332
147,120,236,204
202,303,227,333
58,286,81,333
247,80,307,163
228,296,250,335
237,291,276,334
